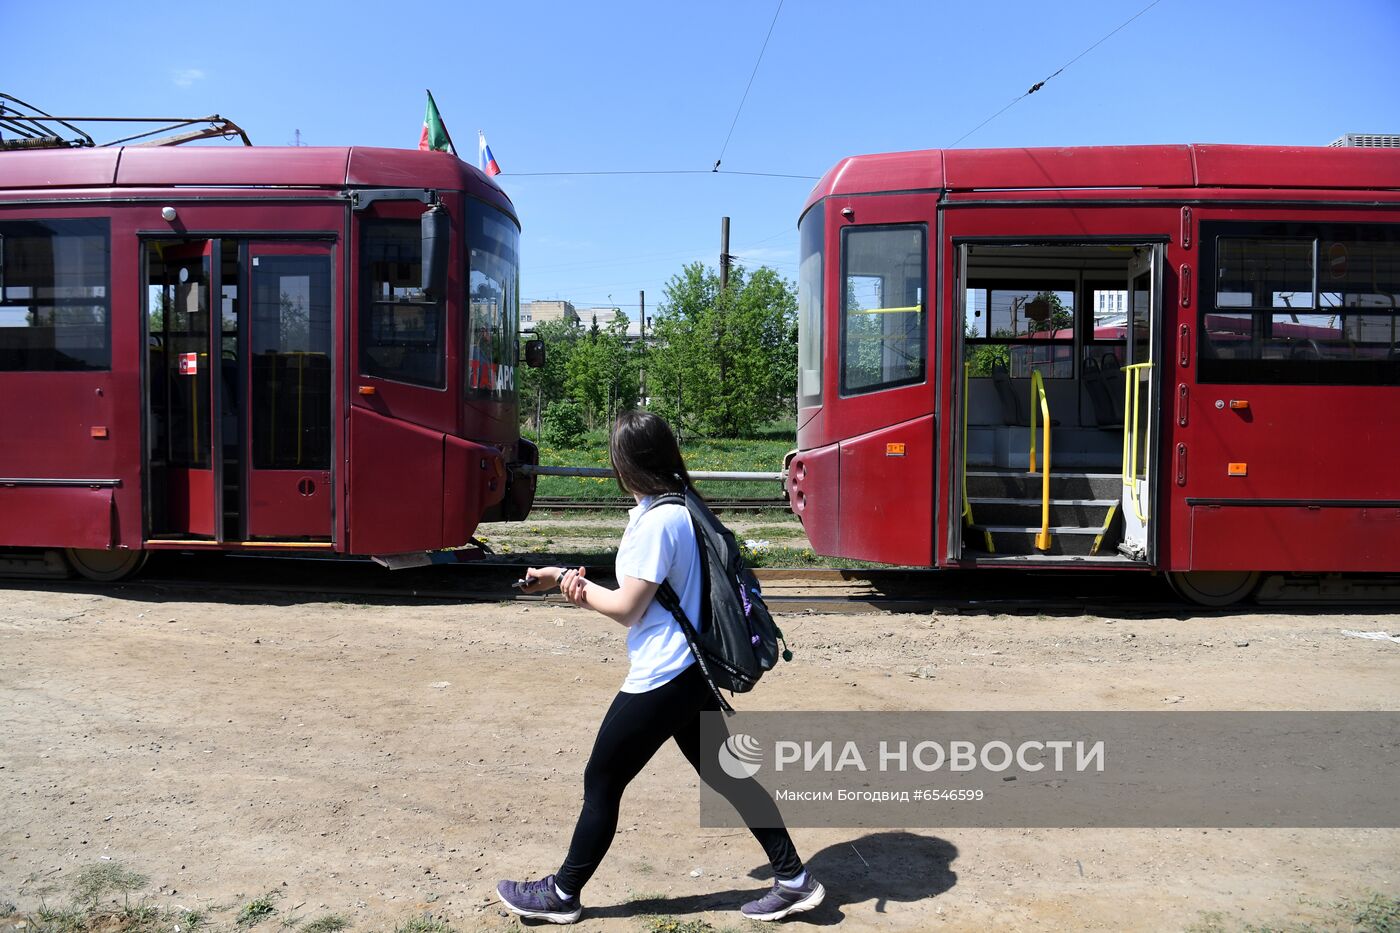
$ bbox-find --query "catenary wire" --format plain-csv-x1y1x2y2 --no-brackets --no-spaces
947,0,1166,148
713,0,786,173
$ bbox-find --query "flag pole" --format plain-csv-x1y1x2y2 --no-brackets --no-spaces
425,88,458,157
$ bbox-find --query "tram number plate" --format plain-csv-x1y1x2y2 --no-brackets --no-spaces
178,352,198,376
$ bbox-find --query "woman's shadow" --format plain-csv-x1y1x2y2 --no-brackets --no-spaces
586,830,958,924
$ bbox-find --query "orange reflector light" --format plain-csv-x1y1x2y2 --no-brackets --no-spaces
886,443,906,457
357,385,377,396
1228,462,1248,476
1229,399,1249,410
90,426,108,439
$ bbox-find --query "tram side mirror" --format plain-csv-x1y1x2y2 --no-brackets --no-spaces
524,338,546,369
421,204,449,300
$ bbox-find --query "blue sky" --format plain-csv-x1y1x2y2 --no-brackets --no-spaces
9,0,1398,320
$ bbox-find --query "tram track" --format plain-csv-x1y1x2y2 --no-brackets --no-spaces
5,552,1396,615
532,496,789,512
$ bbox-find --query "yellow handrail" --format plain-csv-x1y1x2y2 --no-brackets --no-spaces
1121,361,1153,523
1028,369,1052,551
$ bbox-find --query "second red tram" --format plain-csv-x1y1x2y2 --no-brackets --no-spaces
0,145,537,579
785,144,1400,604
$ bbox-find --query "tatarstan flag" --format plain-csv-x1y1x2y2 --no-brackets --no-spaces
418,91,455,155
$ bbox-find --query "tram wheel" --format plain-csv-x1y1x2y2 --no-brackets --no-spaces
64,548,149,583
1166,570,1261,607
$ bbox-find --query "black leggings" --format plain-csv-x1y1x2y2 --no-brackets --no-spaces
554,663,803,895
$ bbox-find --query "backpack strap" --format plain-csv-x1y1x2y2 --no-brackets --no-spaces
644,491,735,715
657,580,734,715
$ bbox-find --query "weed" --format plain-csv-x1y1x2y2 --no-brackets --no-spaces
237,893,280,927
393,915,455,933
0,900,17,916
180,907,211,931
1346,891,1400,932
35,905,87,932
73,861,149,909
639,917,720,933
301,915,350,933
122,900,162,930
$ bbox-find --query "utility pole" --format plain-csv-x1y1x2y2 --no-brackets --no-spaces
720,216,731,291
638,289,646,406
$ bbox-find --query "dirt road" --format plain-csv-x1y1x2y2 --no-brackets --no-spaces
2,583,1397,931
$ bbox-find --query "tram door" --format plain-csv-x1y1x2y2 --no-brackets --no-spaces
1119,246,1164,562
145,239,334,542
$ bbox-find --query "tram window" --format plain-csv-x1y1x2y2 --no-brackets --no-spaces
360,220,444,388
1215,238,1315,309
1200,223,1400,385
0,219,110,371
797,206,824,407
840,224,926,395
964,283,1075,379
465,203,520,399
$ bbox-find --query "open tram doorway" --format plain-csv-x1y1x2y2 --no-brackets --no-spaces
952,241,1164,564
143,238,335,545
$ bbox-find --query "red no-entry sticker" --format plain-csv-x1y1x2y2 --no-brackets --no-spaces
178,352,198,375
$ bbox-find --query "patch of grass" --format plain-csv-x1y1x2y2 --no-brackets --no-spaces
1186,891,1400,933
734,524,805,539
236,894,280,927
625,891,666,904
121,901,162,930
73,861,149,909
532,429,794,502
301,915,350,933
1346,891,1400,932
181,907,211,931
393,916,455,933
35,906,88,933
638,918,721,933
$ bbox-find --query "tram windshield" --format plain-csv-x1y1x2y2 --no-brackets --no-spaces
797,205,825,407
466,202,520,400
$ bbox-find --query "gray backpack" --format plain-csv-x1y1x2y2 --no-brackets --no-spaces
648,489,791,713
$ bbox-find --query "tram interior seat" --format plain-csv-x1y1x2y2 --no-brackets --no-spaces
1081,357,1122,429
991,360,1059,428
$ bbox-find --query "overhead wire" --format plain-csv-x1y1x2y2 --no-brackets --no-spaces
947,0,1166,148
504,168,816,179
712,0,786,173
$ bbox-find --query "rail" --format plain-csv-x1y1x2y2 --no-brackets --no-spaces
1121,361,1153,523
516,464,785,482
1028,369,1052,551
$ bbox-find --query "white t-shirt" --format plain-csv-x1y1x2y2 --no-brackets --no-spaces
614,495,701,693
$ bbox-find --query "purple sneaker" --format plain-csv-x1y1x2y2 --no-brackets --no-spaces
741,874,825,921
495,873,581,924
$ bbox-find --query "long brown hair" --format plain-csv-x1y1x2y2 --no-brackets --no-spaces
609,410,692,497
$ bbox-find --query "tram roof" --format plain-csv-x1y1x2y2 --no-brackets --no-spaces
803,144,1400,214
0,145,516,219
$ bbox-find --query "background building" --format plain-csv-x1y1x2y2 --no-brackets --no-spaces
521,299,578,329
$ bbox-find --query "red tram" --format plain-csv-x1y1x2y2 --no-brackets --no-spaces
784,144,1400,604
0,146,537,579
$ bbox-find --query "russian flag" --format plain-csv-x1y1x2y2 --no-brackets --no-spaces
478,131,501,177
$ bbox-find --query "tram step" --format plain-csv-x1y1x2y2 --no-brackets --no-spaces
966,497,1116,527
966,470,1121,500
968,524,1104,557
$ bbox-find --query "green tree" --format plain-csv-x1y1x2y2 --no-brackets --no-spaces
648,262,797,437
517,318,580,431
565,310,639,429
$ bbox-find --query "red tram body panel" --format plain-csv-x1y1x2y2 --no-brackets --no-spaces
0,146,533,571
788,144,1400,593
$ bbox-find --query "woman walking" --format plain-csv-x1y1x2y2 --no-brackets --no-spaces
496,410,823,924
